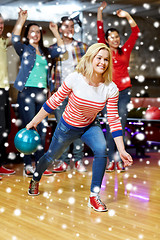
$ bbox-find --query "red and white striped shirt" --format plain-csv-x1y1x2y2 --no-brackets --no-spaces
44,72,122,134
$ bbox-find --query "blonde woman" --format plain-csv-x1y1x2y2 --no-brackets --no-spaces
26,43,133,212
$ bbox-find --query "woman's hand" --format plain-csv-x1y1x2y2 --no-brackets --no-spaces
99,1,107,11
116,9,137,27
119,150,133,167
18,8,28,21
26,121,37,131
97,1,107,21
116,9,129,18
12,8,27,35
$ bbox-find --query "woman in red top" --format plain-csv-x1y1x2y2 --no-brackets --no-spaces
97,1,140,172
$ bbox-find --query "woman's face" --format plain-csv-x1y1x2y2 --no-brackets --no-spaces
27,25,41,44
92,49,109,75
106,31,120,49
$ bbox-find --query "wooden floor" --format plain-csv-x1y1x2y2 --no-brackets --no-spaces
0,151,160,240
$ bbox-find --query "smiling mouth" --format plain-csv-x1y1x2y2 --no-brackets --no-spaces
113,42,119,45
98,65,105,69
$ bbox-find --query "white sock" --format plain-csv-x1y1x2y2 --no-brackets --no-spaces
90,192,99,197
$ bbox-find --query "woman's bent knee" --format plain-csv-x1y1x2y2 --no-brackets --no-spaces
43,152,54,165
93,145,107,156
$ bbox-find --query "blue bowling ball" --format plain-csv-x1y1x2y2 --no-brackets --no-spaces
14,128,41,154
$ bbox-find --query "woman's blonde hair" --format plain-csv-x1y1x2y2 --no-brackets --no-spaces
76,43,112,84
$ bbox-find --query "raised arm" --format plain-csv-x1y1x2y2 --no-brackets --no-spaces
117,9,139,51
116,9,137,28
97,1,107,44
97,1,107,21
12,8,28,35
49,22,64,47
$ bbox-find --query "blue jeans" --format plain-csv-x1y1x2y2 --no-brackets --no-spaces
54,98,83,164
0,89,11,144
17,87,47,166
33,118,107,193
0,89,11,166
102,87,131,163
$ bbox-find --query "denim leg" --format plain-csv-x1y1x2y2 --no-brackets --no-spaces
54,98,70,163
118,88,131,137
54,98,84,164
116,88,131,162
0,89,10,166
104,88,131,163
81,124,107,193
34,90,47,163
17,88,47,166
101,105,115,163
72,138,84,162
106,124,116,162
33,119,82,181
0,89,7,144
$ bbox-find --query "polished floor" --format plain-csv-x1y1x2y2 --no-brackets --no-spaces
0,151,160,240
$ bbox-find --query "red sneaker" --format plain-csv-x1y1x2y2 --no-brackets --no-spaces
74,160,87,172
116,161,125,172
0,166,16,175
52,161,70,173
28,179,39,196
88,196,108,212
106,162,115,172
43,170,53,176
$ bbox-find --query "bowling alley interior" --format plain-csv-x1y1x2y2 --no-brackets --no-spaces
0,0,160,240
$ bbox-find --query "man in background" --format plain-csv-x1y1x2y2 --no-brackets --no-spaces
52,16,88,173
0,13,15,179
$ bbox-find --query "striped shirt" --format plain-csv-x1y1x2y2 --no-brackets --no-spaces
43,72,122,138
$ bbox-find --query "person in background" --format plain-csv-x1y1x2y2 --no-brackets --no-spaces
97,1,140,172
26,43,133,212
52,16,88,173
12,8,65,177
0,13,16,179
